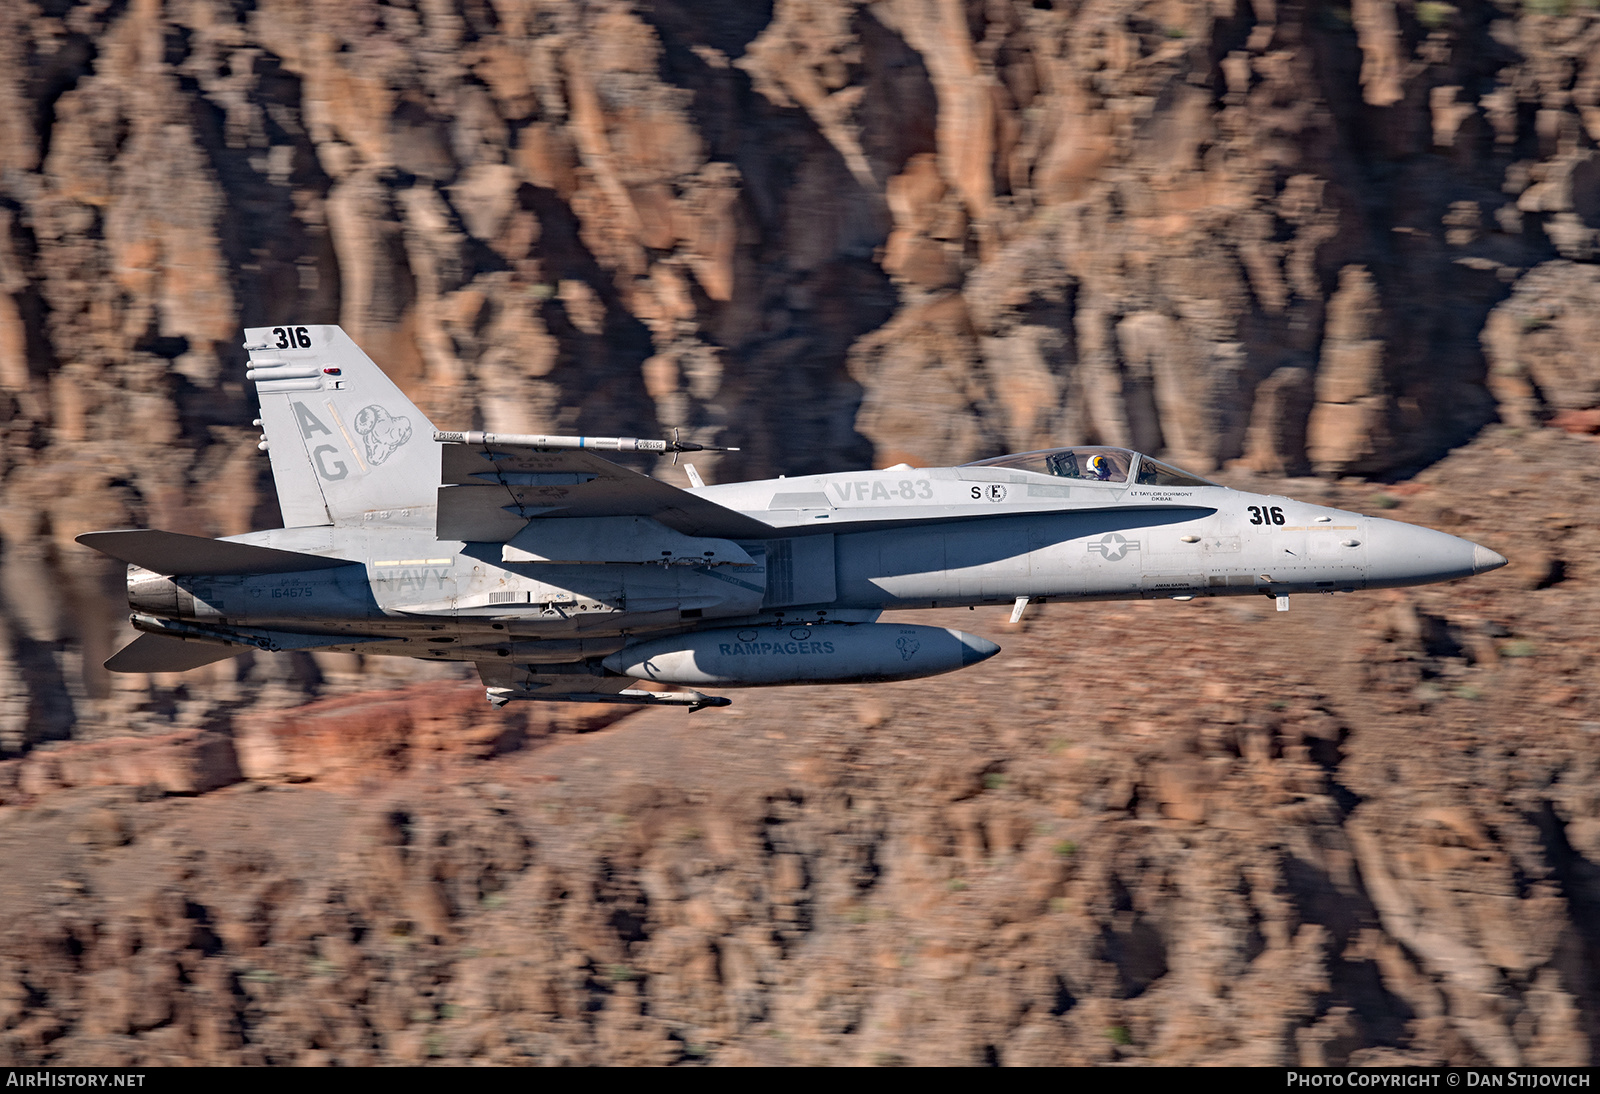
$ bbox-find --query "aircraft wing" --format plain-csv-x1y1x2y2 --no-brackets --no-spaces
437,440,777,542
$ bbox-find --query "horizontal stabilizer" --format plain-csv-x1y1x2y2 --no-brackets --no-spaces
105,633,245,674
77,529,357,576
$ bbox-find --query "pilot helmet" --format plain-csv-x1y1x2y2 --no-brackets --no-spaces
1088,454,1112,480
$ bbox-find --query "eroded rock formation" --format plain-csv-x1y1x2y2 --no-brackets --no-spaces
0,0,1599,1066
0,0,1598,743
3,425,1599,1066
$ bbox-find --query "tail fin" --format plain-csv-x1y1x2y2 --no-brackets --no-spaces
243,325,440,527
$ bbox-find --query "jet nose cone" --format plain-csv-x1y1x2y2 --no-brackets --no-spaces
1365,519,1501,589
1473,545,1509,574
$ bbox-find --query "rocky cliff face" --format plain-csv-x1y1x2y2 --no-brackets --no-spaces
1,0,1598,746
0,0,1598,1066
2,429,1598,1067
2,0,1600,736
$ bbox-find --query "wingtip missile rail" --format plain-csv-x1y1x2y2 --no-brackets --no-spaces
434,430,739,454
485,687,734,711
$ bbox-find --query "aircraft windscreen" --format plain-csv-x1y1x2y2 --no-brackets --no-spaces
964,446,1132,483
1133,456,1217,487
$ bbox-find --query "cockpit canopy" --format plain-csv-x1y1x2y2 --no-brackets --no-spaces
963,446,1217,488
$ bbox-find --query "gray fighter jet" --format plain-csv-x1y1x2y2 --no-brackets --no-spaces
79,325,1508,710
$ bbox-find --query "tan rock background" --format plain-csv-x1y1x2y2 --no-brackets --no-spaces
0,0,1598,1066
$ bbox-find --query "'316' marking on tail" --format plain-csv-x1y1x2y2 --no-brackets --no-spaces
272,326,312,349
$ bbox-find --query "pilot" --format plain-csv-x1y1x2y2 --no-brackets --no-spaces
1088,454,1113,481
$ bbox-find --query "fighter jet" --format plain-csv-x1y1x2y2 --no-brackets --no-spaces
78,325,1508,711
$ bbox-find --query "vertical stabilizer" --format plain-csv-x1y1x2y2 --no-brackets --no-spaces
243,325,439,527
